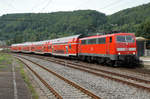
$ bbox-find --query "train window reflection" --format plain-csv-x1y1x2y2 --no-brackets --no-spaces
116,35,134,43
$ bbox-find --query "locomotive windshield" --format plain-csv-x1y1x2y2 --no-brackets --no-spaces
116,35,134,43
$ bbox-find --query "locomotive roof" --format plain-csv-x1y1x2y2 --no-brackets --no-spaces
80,33,134,40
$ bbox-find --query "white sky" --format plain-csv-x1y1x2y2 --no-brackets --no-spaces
0,0,150,16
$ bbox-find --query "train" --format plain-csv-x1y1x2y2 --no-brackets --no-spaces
11,32,140,67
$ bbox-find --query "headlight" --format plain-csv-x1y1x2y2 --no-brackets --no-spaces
118,53,120,55
133,52,136,55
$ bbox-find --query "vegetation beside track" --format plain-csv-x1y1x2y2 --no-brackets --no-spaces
0,52,38,99
0,52,12,71
0,52,12,63
16,59,39,99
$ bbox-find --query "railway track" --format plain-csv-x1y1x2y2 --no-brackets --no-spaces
15,55,100,99
18,54,150,93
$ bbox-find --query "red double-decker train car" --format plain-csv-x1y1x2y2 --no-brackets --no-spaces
51,35,80,57
11,32,139,67
11,44,20,52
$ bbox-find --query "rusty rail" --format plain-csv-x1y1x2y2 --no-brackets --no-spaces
16,57,63,99
23,54,150,92
16,55,101,99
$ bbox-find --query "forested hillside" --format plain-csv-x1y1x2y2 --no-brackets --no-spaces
108,2,150,37
0,10,107,44
0,2,150,45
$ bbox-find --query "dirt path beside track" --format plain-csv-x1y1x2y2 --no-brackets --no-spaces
0,53,32,99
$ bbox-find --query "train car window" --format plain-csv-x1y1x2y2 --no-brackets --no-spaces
98,37,106,44
88,39,96,44
81,40,86,45
48,45,51,49
110,37,112,43
31,47,34,49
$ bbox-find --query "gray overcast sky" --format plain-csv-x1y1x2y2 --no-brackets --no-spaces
0,0,150,16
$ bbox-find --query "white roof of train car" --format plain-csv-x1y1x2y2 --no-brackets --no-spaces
11,35,81,46
51,35,80,44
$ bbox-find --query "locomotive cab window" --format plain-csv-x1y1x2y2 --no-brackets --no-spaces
116,35,134,43
126,35,134,42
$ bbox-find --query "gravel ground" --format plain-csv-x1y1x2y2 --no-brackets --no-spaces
20,55,150,99
0,53,31,99
34,55,150,82
76,67,150,88
19,57,92,99
25,54,150,81
54,57,150,83
55,57,150,81
23,63,53,99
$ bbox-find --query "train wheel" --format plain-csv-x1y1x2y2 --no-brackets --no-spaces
107,60,115,67
97,58,105,64
79,56,86,61
87,56,92,63
113,61,120,67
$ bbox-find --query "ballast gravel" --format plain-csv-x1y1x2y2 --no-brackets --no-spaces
21,55,150,99
19,57,91,99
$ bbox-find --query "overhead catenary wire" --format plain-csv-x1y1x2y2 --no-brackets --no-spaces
40,0,53,13
0,0,143,22
74,0,124,11
74,0,91,10
1,0,17,10
30,0,49,12
0,0,17,16
0,0,53,22
99,0,124,10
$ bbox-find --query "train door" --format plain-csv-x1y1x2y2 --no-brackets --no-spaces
66,46,68,54
106,36,112,54
52,45,53,53
44,42,49,53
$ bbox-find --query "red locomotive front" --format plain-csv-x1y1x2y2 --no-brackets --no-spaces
115,33,136,55
114,33,138,65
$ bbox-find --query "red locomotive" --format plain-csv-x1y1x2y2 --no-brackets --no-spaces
11,32,139,67
78,33,138,66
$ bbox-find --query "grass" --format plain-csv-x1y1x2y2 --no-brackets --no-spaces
0,65,7,69
0,52,12,64
16,59,39,99
0,52,12,71
0,52,38,99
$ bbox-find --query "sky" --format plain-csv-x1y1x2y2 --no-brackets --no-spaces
0,0,150,16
